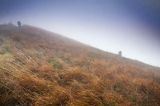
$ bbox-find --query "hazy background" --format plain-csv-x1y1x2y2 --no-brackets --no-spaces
0,0,160,67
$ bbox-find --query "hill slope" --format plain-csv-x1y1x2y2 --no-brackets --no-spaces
0,24,160,106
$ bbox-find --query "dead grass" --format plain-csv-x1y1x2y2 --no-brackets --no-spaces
34,86,70,106
0,24,160,106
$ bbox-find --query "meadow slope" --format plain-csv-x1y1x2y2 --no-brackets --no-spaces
0,24,160,106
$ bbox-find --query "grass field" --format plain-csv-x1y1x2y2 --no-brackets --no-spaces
0,24,160,106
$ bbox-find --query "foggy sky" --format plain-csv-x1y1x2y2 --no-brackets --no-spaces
0,0,160,67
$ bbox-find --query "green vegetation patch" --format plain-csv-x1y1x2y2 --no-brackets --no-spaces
48,58,63,70
0,53,14,63
0,39,12,54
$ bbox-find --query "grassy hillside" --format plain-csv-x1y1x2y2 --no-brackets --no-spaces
0,24,160,106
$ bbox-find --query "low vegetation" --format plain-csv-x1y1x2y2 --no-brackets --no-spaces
0,24,160,106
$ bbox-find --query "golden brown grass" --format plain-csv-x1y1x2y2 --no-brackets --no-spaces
0,24,160,106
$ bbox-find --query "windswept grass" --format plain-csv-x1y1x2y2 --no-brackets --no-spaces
0,24,160,106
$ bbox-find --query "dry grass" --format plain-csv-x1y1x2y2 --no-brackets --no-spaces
0,24,160,106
